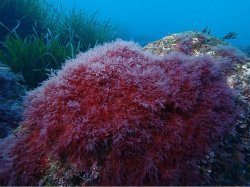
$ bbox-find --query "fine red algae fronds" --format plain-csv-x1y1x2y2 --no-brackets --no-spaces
145,31,250,185
0,39,241,185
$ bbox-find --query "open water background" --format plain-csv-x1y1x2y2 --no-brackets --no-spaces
51,0,250,47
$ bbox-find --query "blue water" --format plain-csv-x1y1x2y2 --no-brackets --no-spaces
53,0,250,46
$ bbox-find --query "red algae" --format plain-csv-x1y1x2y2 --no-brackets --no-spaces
0,40,239,185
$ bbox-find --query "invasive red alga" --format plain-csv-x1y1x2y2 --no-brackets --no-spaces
0,40,238,185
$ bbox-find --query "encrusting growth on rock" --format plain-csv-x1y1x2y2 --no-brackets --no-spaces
0,39,242,185
144,31,250,185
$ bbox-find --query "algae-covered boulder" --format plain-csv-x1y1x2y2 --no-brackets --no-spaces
144,31,250,99
0,40,239,186
144,31,250,185
0,62,25,138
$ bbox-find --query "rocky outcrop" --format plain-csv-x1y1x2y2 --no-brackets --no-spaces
0,62,25,139
144,31,250,185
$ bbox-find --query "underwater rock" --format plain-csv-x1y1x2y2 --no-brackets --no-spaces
0,40,240,185
144,31,250,185
145,31,224,56
144,31,250,110
0,62,25,139
144,31,249,87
